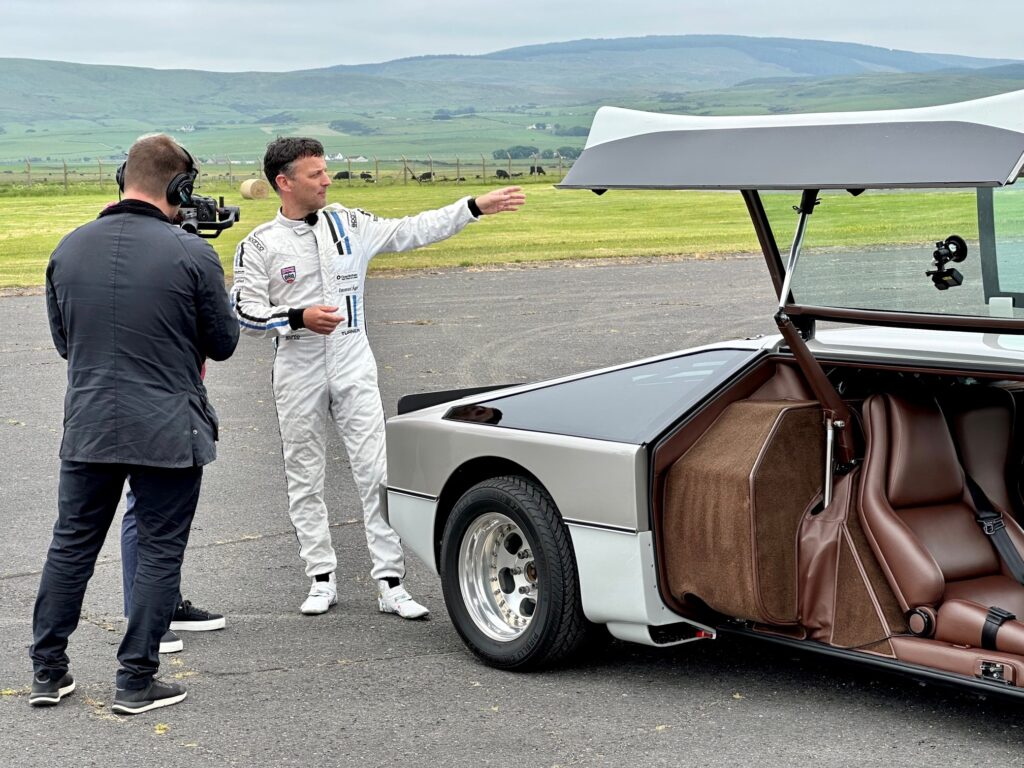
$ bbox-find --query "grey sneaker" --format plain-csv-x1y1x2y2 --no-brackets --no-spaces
29,671,75,707
111,678,187,715
159,630,183,654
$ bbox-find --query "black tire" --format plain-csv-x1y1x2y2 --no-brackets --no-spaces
440,475,590,670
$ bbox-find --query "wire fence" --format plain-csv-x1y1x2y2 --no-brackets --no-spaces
0,154,572,191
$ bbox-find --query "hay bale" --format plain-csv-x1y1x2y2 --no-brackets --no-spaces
240,179,270,199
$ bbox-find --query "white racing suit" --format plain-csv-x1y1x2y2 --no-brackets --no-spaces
231,199,477,579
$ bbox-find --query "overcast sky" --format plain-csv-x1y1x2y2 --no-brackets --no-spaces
5,0,1024,71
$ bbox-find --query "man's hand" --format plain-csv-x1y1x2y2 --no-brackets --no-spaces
474,186,526,215
303,305,343,335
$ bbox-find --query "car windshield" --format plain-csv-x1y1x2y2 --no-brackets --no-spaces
763,185,1024,320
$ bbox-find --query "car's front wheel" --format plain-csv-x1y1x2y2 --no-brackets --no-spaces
440,475,590,670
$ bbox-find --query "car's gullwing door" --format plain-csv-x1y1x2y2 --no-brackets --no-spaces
560,90,1024,337
559,90,1024,192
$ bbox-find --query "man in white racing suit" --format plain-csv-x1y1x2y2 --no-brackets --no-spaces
231,137,525,618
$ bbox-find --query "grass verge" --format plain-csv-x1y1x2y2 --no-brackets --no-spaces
0,182,989,289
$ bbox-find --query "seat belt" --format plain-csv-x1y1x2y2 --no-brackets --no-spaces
982,606,1017,651
964,473,1024,586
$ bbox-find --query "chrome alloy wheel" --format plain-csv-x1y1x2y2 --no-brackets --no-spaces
458,511,539,642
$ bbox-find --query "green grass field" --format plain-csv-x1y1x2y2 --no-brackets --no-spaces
2,182,1019,290
0,106,593,168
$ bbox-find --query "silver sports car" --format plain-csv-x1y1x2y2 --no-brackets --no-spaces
385,90,1024,698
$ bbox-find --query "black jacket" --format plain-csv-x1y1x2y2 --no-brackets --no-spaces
45,200,239,468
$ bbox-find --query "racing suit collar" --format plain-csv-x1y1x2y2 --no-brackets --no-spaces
276,207,319,235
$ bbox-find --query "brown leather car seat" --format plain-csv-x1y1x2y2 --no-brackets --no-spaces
860,392,1024,654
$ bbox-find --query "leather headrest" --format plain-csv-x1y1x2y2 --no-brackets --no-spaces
945,387,1014,516
883,394,964,508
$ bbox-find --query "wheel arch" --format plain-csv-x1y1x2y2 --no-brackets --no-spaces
433,456,545,565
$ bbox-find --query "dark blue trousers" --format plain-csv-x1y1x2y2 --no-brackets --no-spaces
121,489,183,616
31,461,202,690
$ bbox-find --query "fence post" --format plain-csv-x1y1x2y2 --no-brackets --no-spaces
481,154,486,181
228,158,233,185
63,160,68,192
98,160,104,189
557,153,563,179
427,153,433,182
456,156,461,184
26,160,31,189
401,156,409,185
374,155,379,182
347,157,352,185
506,152,512,178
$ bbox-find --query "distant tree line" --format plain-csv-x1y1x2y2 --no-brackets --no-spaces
256,112,296,124
432,107,477,120
328,120,378,136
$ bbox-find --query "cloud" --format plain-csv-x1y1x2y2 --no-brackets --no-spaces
2,0,1022,71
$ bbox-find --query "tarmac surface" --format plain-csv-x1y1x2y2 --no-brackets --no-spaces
3,256,1023,767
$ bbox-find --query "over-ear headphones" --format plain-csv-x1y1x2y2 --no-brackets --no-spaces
116,145,198,206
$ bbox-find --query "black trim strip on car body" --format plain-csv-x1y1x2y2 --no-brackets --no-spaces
717,624,1024,701
386,486,438,502
387,492,639,533
398,383,522,415
804,351,1024,380
562,518,638,534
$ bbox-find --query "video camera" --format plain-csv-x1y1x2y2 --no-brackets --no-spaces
175,194,241,238
926,234,968,290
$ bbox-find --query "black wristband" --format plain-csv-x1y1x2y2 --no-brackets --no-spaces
467,197,483,217
288,307,306,330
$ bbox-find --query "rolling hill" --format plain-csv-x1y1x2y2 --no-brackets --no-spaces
1,35,1022,163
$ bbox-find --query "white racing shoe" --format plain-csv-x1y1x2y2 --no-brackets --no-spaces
378,580,429,620
301,574,338,615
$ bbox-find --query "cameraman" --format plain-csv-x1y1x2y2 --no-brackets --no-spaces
30,134,238,714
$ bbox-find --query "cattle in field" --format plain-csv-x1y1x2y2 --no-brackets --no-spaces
416,171,435,182
530,165,546,175
360,171,373,180
333,171,351,179
456,177,466,182
495,168,510,179
511,172,523,178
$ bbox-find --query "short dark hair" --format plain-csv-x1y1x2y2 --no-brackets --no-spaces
263,137,325,191
123,134,194,199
